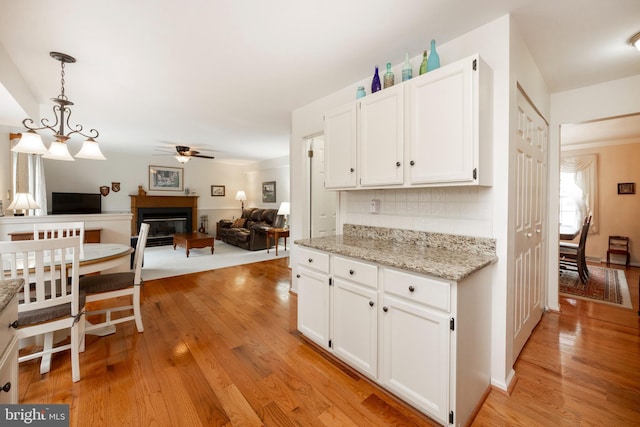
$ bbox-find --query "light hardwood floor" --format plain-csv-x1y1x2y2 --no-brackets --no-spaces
19,259,640,426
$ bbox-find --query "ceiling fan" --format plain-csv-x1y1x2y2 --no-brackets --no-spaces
155,145,216,164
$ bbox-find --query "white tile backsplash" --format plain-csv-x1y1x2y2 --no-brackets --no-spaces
344,187,493,237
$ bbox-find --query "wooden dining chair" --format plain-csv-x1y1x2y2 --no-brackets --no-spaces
34,221,86,259
80,223,150,336
559,216,591,283
0,236,85,382
606,236,630,269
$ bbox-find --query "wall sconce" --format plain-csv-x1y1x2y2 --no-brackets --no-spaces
278,201,290,229
235,190,247,212
7,192,40,216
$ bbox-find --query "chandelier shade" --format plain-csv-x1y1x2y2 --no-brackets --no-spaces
17,51,105,160
11,130,49,155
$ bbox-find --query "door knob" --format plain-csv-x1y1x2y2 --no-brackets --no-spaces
369,301,374,307
410,160,415,166
349,269,354,275
350,168,355,172
383,306,389,312
0,382,10,393
408,285,415,292
396,161,401,167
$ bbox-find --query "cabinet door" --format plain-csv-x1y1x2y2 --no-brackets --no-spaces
359,86,404,186
380,295,450,425
332,278,377,378
297,266,331,349
0,337,18,404
324,103,357,189
407,56,475,185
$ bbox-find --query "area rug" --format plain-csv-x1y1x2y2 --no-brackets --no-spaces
559,265,632,309
142,240,289,280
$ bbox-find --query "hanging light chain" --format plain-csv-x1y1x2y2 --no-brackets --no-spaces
59,60,67,100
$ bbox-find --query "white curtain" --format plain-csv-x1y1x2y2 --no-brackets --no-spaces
10,135,47,215
560,154,598,233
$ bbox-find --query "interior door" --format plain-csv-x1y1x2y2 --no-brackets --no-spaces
308,136,336,238
512,88,548,361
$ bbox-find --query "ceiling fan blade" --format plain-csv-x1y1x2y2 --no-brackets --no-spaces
192,154,215,159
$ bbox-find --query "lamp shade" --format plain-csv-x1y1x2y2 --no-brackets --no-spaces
43,140,75,161
235,191,247,201
277,202,290,216
174,154,191,164
11,131,49,155
75,138,106,160
8,192,40,214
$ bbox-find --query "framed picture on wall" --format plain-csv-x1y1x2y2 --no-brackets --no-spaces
149,166,184,191
211,185,225,196
617,182,635,194
262,181,276,203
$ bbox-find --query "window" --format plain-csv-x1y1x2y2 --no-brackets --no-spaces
559,154,598,233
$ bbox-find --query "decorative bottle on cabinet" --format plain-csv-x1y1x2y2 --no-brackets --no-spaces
383,63,394,88
419,50,428,75
371,66,381,93
356,86,366,99
427,39,440,71
402,53,412,81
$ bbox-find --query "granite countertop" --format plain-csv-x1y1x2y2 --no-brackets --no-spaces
0,278,25,313
295,225,497,281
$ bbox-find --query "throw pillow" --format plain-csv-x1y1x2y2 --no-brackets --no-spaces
232,218,246,228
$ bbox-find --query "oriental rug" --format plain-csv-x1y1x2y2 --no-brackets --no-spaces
559,265,632,309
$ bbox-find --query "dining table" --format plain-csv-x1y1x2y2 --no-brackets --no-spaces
559,225,580,241
3,242,133,344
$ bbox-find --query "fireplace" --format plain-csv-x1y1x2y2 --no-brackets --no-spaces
137,207,192,246
130,194,198,247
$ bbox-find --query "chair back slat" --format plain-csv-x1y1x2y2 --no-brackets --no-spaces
133,223,150,285
34,222,85,259
0,237,81,314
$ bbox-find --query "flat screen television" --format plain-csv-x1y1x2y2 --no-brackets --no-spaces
51,192,102,215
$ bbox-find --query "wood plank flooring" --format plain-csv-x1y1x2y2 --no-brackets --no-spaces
18,259,640,426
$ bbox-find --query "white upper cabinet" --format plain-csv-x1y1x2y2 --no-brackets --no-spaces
359,85,404,187
323,54,492,190
324,103,357,189
406,55,492,186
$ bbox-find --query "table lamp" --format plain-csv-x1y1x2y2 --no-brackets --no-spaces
278,202,290,229
8,192,40,216
235,190,247,213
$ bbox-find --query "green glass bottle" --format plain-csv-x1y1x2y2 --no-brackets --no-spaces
419,50,428,75
383,63,394,88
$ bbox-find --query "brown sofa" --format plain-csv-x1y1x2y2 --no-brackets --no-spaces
217,208,284,251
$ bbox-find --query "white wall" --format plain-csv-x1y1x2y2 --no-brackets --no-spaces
245,155,290,209
547,74,640,311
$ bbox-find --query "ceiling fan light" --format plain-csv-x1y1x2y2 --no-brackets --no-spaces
174,154,191,164
75,138,106,160
11,130,49,155
43,140,75,161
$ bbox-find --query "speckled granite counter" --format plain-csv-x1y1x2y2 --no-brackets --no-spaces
0,278,24,313
295,224,497,281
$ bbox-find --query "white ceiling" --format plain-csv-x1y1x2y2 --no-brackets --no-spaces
1,0,639,162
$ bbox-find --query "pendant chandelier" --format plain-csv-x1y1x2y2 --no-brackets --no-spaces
11,51,106,160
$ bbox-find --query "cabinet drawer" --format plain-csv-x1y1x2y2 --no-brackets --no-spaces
0,295,18,353
333,256,378,289
297,247,329,274
383,268,450,311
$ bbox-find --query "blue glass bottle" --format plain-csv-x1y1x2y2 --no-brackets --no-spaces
402,53,412,81
371,66,381,93
427,39,440,72
356,86,366,99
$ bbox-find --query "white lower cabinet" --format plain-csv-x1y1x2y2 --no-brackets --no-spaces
296,247,492,426
380,272,452,425
297,247,331,350
0,294,19,404
332,278,377,379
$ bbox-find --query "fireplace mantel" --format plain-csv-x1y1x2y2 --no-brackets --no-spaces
130,195,198,235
